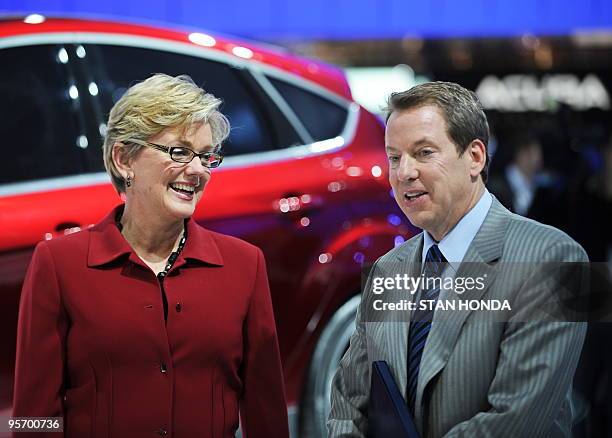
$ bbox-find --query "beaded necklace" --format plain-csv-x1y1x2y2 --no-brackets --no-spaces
115,210,187,279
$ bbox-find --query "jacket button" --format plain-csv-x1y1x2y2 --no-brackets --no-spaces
157,428,168,436
175,303,182,313
160,363,167,373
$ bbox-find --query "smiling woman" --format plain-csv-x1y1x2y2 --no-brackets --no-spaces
102,73,229,195
13,74,290,438
114,121,215,233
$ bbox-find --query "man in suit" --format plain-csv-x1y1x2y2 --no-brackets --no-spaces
328,82,587,437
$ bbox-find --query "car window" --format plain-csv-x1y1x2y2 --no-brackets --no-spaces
0,44,87,185
81,44,298,157
266,77,348,142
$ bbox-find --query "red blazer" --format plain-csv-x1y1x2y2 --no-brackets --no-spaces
13,206,289,438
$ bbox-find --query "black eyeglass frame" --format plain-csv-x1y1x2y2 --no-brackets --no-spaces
126,139,224,168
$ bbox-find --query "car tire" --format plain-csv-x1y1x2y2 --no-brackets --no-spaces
299,295,360,438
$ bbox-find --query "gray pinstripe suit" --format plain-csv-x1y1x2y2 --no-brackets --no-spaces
328,197,588,438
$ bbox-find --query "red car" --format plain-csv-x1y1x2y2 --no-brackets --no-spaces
0,15,415,436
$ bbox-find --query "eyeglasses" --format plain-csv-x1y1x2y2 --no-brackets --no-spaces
126,140,224,168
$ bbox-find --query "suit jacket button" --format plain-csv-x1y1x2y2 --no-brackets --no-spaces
157,428,168,436
160,363,167,373
175,303,182,313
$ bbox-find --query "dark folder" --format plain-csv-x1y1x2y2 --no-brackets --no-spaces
368,360,420,438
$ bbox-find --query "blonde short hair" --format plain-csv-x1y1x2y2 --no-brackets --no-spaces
102,73,230,193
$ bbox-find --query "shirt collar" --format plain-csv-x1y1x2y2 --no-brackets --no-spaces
422,189,493,264
88,205,223,268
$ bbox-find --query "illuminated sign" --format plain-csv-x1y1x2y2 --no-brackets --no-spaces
8,1,612,39
476,74,610,112
345,65,429,115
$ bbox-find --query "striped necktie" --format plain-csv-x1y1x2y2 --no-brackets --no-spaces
407,244,446,414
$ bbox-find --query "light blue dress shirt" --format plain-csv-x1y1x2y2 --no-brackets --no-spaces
422,189,493,267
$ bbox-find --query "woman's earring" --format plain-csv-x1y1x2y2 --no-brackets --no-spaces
126,175,132,188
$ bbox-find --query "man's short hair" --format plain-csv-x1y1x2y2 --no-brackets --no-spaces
386,81,490,182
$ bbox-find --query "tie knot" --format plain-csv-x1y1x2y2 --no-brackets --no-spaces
426,244,445,263
424,244,446,276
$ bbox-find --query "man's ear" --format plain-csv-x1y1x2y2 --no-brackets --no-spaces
112,142,133,179
468,139,486,178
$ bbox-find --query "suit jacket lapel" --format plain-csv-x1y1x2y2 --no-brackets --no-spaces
377,233,423,398
414,198,510,425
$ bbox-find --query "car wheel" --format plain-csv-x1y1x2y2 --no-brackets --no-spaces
300,295,360,438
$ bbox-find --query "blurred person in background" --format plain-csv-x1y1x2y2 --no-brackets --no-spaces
12,73,289,438
488,133,543,216
488,133,568,229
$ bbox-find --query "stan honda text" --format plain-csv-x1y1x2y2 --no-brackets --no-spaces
373,299,511,312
